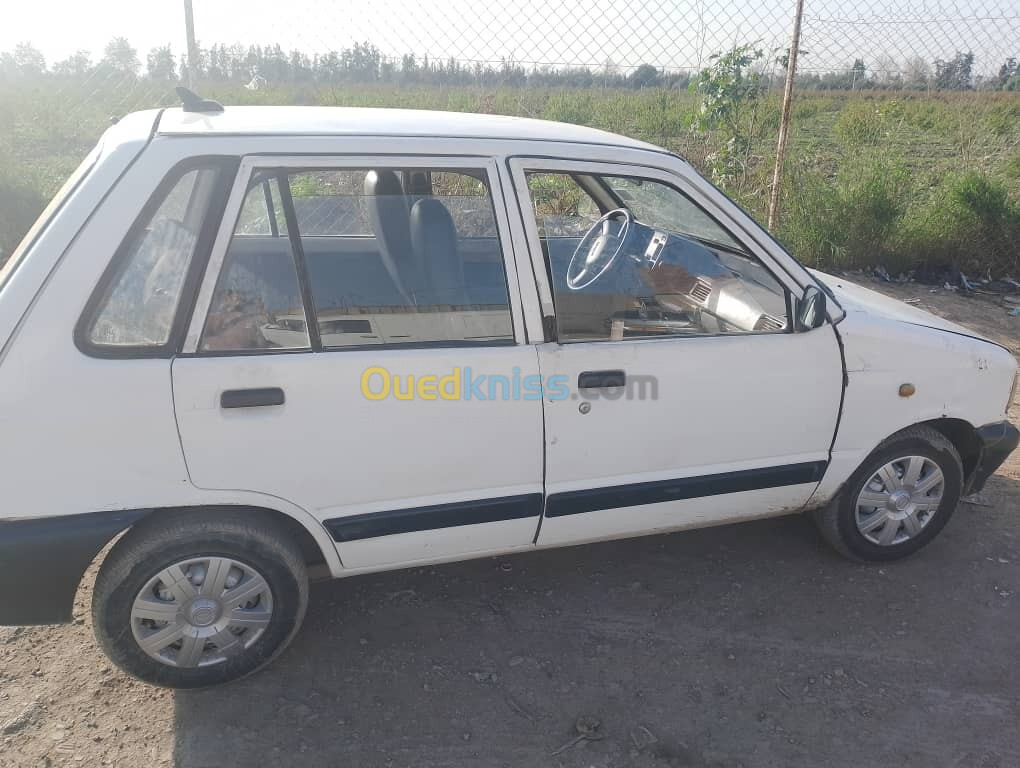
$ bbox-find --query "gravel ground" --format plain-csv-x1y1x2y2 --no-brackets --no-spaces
2,278,1018,768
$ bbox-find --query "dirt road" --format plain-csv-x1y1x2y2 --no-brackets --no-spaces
2,278,1018,767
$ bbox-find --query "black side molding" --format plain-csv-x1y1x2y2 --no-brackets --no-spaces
221,387,285,409
325,494,542,542
546,461,828,518
0,509,149,625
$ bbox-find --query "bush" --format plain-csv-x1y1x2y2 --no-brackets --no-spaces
0,173,45,266
777,158,908,271
985,102,1020,137
834,101,885,147
1003,151,1020,182
898,172,1020,276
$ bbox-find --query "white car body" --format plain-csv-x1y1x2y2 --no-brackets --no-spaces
1,106,1016,632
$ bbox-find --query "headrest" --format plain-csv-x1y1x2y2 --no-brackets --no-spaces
364,169,404,197
410,198,456,254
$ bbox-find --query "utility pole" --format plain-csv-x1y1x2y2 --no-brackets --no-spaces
767,0,805,231
183,0,199,87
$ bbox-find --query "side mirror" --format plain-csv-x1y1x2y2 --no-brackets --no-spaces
796,285,827,331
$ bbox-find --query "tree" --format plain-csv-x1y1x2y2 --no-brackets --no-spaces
903,56,931,90
146,45,177,81
318,50,341,81
400,53,418,82
997,57,1019,89
342,41,381,82
691,44,764,131
850,59,866,88
871,54,901,88
102,37,140,76
602,57,619,86
934,51,974,90
690,44,766,183
289,50,313,81
13,42,46,75
53,50,92,76
630,63,661,88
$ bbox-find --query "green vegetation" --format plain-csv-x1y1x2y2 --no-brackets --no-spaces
0,174,45,262
688,44,775,186
779,157,910,273
1,72,1017,278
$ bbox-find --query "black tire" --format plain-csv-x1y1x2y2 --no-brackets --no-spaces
92,508,308,688
813,425,963,562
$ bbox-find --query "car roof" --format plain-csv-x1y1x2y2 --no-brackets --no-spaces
155,106,664,152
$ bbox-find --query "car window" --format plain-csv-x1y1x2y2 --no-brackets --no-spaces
603,176,740,249
86,165,221,348
201,178,310,352
287,170,372,236
428,171,498,237
235,176,288,237
200,166,513,352
524,171,788,342
525,173,601,238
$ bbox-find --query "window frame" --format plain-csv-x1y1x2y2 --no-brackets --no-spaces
74,156,239,359
507,156,805,344
182,155,527,356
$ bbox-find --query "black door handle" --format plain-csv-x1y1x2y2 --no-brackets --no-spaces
577,370,626,389
220,387,285,409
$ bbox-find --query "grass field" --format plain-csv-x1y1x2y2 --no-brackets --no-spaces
1,79,1018,278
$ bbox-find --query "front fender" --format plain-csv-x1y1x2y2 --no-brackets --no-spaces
809,313,1015,506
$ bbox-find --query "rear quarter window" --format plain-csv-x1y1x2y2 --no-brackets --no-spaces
77,158,237,356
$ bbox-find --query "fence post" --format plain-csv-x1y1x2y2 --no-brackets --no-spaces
183,0,199,88
767,0,805,231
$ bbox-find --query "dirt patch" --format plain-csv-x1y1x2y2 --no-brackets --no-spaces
1,281,1017,767
0,567,174,766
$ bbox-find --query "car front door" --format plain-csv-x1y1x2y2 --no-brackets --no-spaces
508,157,844,547
172,155,543,570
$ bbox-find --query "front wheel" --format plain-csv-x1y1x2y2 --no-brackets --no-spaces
813,425,963,562
92,509,308,688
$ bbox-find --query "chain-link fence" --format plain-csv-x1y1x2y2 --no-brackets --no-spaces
1,0,1018,279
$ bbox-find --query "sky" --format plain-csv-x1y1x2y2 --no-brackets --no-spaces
2,0,1017,76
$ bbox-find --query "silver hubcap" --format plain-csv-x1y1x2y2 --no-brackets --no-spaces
854,455,945,546
130,557,274,668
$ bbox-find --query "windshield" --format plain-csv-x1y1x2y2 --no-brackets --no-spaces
0,145,101,293
603,175,741,250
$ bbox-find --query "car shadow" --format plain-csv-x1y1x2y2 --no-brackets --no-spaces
174,473,1020,768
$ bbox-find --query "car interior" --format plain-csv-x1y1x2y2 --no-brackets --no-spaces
203,168,515,350
526,171,791,341
198,165,790,351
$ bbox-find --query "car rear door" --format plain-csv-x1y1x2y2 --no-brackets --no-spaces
507,157,844,547
172,155,543,571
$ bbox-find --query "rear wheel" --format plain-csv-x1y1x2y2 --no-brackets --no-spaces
92,509,308,688
813,425,963,562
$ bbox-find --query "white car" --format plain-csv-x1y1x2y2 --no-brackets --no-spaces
1,94,1016,688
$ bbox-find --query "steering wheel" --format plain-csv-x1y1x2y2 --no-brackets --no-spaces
566,208,634,290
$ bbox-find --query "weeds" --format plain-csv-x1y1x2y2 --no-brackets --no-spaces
898,172,1020,277
834,101,886,147
777,157,909,271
